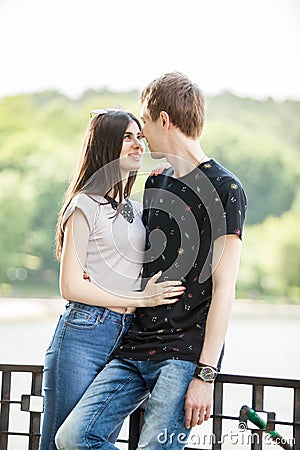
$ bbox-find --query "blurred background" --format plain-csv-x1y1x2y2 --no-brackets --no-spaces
0,88,299,302
0,1,299,446
1,0,299,303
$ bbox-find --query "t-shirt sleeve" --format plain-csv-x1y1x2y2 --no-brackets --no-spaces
213,179,247,241
61,194,98,232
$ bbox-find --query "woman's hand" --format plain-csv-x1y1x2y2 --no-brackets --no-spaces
83,272,90,281
150,162,172,176
140,271,185,307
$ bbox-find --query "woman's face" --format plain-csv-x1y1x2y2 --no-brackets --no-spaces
119,121,145,173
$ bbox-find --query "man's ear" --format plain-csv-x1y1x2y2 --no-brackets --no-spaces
159,111,170,129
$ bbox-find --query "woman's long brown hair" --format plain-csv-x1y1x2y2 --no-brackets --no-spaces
55,110,141,260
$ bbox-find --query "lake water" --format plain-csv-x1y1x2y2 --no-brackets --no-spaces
0,298,299,449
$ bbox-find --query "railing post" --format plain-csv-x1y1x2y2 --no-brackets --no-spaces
28,370,44,450
213,379,224,450
251,385,264,450
128,400,147,450
293,387,300,450
0,370,11,450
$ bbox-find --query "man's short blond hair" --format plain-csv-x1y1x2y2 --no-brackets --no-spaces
140,72,205,138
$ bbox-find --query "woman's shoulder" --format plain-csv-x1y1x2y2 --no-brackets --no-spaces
62,193,104,232
71,192,105,206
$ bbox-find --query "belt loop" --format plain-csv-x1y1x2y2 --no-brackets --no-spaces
98,307,108,323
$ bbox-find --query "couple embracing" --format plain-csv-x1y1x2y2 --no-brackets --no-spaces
39,72,247,450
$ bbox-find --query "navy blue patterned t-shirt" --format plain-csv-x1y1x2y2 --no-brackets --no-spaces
115,159,247,363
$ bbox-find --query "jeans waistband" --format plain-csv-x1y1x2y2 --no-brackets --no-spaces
66,301,135,322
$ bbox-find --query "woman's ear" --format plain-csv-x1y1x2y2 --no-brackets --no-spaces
159,111,170,129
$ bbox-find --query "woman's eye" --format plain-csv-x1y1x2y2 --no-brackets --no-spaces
123,134,131,140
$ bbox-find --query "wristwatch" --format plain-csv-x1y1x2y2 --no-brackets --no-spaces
193,363,218,383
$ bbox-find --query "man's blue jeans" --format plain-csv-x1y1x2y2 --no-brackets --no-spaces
55,357,197,450
39,302,133,450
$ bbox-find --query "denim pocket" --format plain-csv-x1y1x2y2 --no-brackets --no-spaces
66,308,98,329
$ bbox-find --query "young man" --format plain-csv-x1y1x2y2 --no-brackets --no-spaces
55,72,247,450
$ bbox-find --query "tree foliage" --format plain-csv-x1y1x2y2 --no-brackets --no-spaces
0,89,299,302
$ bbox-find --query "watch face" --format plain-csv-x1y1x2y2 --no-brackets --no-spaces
199,367,215,381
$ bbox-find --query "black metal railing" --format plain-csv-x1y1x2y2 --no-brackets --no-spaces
0,365,43,450
209,373,299,450
1,364,299,449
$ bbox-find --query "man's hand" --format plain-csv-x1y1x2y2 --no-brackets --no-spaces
184,378,213,428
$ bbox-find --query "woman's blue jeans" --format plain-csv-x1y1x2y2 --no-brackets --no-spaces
39,301,134,450
55,358,197,450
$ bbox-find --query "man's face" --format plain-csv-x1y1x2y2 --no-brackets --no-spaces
140,103,165,159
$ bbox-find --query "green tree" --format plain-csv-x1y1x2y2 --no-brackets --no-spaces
0,89,299,301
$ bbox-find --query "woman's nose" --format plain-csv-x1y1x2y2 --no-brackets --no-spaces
133,137,144,149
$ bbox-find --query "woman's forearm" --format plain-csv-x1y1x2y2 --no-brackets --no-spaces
60,276,143,308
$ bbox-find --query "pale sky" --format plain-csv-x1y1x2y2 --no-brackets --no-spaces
0,0,299,100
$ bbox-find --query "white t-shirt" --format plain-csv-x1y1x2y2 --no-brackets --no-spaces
62,193,145,293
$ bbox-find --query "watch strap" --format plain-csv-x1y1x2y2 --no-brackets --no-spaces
196,362,217,371
193,363,218,382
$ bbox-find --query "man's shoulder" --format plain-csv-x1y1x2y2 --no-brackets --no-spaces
205,160,244,190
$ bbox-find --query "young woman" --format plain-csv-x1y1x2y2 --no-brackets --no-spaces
39,109,185,450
